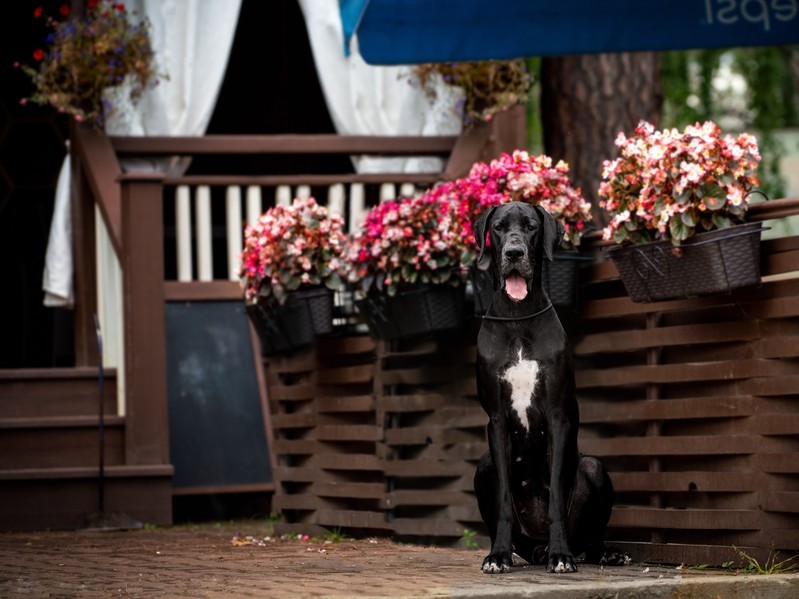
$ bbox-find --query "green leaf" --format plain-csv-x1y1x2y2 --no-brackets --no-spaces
681,209,697,227
675,189,692,205
701,183,726,201
324,273,342,291
669,218,690,241
712,214,733,229
704,195,726,211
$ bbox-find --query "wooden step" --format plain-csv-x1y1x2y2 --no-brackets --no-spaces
0,464,173,531
0,368,117,418
0,415,125,470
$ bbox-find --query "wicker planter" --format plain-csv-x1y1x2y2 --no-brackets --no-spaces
607,222,764,303
246,287,334,355
356,285,465,340
471,251,590,315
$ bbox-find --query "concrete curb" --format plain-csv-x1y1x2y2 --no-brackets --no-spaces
444,573,799,599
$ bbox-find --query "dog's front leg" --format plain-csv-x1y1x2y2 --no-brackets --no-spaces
547,415,578,573
482,414,515,573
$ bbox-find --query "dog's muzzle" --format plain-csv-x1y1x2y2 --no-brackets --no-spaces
500,238,533,301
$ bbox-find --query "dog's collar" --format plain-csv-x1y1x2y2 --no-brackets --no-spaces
482,302,554,321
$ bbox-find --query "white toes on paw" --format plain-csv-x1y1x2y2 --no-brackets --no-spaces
482,561,511,574
553,560,575,573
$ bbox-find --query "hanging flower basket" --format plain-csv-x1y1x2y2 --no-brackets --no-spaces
246,287,334,355
356,285,464,340
471,251,592,314
607,221,765,303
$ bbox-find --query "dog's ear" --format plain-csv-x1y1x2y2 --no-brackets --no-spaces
534,205,565,261
474,205,497,270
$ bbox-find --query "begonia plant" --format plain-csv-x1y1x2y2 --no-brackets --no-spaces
348,195,473,297
428,150,592,255
239,197,350,305
599,120,761,246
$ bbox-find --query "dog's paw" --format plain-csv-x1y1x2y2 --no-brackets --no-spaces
599,548,632,567
547,551,577,573
481,552,512,574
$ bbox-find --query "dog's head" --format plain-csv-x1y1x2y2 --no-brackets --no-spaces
474,202,564,302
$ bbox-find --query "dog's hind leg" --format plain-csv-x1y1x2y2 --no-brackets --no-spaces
568,455,630,566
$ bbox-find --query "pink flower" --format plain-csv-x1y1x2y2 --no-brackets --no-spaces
599,120,760,246
239,197,350,305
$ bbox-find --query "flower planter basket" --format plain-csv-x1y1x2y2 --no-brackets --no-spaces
471,252,591,314
356,285,464,340
607,222,764,303
246,287,334,355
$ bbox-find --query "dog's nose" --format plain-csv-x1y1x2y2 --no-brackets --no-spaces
504,246,524,261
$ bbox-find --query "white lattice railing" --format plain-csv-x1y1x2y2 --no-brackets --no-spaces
171,181,421,283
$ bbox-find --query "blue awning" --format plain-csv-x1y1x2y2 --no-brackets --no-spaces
340,0,799,65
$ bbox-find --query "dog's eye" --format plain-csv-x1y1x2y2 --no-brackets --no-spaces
493,223,504,232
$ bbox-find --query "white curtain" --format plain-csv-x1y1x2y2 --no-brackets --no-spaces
297,0,463,174
43,0,242,308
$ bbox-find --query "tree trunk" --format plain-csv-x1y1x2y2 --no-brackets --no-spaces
541,53,662,226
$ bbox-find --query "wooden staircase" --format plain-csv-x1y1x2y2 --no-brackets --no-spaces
0,368,173,531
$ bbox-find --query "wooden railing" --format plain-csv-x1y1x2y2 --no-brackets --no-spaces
68,108,525,488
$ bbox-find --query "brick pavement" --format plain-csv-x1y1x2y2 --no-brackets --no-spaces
1,522,798,598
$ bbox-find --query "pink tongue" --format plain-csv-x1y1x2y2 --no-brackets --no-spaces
505,275,528,301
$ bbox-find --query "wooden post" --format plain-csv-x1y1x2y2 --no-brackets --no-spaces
69,142,99,368
646,312,664,545
120,172,170,466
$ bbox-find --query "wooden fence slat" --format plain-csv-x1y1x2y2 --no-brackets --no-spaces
308,482,385,499
270,412,318,429
382,490,473,508
609,507,761,530
383,460,473,478
272,494,326,511
610,471,764,493
752,414,799,436
315,395,375,413
574,321,764,355
314,425,382,442
741,375,799,396
380,394,450,413
316,364,374,385
761,492,799,513
579,435,759,457
577,359,795,389
271,439,321,455
312,509,390,530
579,396,757,424
314,453,383,471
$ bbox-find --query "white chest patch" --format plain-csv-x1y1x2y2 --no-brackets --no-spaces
500,349,540,431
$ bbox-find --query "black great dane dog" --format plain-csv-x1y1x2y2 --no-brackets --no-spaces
473,201,625,574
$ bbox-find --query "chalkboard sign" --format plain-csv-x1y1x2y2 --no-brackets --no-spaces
165,301,272,490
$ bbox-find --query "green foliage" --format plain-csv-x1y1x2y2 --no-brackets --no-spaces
525,57,544,154
661,46,799,199
462,528,479,550
264,512,281,535
734,545,799,574
318,527,351,543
